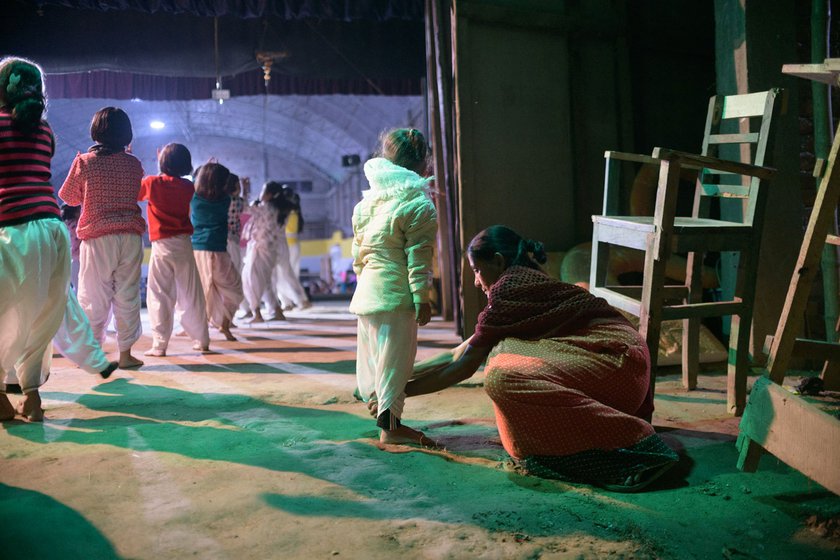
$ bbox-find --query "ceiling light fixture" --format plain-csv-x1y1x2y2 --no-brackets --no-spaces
212,17,230,105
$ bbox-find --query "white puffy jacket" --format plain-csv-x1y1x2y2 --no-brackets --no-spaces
348,157,437,315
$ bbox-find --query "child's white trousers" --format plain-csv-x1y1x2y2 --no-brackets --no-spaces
356,310,418,426
0,219,70,393
78,233,143,352
194,250,243,326
147,235,210,351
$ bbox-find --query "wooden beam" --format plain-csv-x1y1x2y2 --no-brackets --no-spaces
736,376,840,495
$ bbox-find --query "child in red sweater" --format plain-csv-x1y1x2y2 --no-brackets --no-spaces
139,143,210,356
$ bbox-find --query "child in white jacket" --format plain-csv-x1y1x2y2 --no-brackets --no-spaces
349,128,438,446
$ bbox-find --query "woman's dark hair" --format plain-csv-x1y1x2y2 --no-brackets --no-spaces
194,162,230,201
467,225,547,270
158,143,192,177
378,127,430,175
89,107,132,154
0,57,46,134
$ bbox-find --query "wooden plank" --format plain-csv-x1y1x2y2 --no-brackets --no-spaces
604,150,659,165
790,338,840,361
826,234,840,246
737,377,840,495
590,287,642,316
661,300,743,320
766,126,840,382
781,62,840,87
721,91,770,119
708,132,760,144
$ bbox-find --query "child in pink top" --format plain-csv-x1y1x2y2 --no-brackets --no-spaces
59,107,146,369
138,143,210,356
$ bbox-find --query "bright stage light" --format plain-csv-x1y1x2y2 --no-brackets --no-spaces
150,120,165,130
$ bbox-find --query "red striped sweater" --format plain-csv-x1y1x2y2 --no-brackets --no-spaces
0,111,60,226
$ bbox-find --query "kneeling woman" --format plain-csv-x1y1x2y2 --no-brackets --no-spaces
405,225,677,491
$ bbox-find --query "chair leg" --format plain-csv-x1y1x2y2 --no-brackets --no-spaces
639,250,668,420
589,226,609,291
728,248,758,416
728,312,751,416
682,251,704,390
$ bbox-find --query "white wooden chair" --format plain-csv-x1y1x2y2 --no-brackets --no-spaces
589,89,781,415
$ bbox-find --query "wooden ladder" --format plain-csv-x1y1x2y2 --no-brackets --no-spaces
735,60,840,495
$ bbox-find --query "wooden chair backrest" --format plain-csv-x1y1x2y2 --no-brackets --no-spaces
696,88,781,224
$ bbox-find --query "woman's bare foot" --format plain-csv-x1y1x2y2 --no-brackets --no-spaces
16,392,44,422
119,351,144,369
0,394,15,421
193,341,211,352
175,330,188,337
380,425,437,447
249,310,265,324
144,347,166,357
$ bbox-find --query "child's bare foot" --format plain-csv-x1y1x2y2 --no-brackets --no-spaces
267,309,286,321
220,319,237,341
16,392,44,422
119,351,144,369
144,347,166,357
380,425,438,447
100,361,119,379
0,394,15,421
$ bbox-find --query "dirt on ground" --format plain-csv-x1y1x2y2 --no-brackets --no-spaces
1,304,839,559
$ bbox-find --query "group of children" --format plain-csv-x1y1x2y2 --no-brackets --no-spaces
0,57,312,421
0,55,436,458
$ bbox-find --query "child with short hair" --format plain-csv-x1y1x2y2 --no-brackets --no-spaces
349,127,438,445
59,106,146,369
192,162,243,341
139,143,210,356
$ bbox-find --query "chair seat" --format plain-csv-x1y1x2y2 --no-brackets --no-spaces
592,215,754,252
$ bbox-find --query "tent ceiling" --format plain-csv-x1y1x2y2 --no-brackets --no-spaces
3,0,425,80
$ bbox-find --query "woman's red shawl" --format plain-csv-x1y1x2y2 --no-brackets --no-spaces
470,265,629,348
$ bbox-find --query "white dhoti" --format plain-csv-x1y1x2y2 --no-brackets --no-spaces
242,240,276,312
53,286,110,374
355,311,418,428
194,249,243,326
274,236,309,308
0,219,70,393
78,233,143,352
147,235,210,351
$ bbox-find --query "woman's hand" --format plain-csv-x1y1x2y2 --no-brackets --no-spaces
415,302,431,326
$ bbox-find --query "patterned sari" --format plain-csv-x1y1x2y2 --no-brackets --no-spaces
474,266,677,483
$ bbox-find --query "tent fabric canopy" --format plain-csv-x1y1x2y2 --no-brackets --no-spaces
26,0,423,20
3,0,425,97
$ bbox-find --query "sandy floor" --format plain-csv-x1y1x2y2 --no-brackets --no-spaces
1,301,839,559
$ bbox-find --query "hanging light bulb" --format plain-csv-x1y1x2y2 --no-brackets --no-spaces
211,17,230,104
